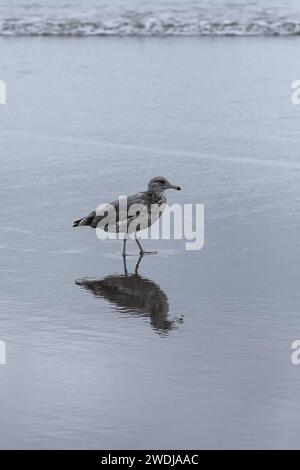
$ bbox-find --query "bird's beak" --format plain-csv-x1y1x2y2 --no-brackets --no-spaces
168,183,181,191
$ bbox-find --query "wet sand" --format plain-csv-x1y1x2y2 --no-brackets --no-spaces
1,37,300,449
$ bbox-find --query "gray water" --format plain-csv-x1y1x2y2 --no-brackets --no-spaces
1,36,300,449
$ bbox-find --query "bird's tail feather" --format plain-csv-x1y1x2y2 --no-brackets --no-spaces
73,218,83,227
73,211,96,228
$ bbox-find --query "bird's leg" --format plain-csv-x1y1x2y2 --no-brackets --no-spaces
134,235,157,255
135,254,144,274
121,236,135,257
135,236,143,254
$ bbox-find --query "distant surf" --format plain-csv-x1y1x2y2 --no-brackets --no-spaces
1,14,300,36
1,0,300,37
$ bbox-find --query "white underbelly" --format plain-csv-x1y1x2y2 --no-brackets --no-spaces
96,203,166,236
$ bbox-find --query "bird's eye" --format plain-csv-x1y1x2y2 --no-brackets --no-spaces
156,179,165,184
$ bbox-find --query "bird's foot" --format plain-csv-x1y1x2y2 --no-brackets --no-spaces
140,250,158,256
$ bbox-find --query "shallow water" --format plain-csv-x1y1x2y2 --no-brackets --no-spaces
1,37,300,449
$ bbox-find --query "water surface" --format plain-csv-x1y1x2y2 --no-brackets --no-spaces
1,37,300,449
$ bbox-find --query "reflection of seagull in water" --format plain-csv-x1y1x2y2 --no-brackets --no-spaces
76,255,183,335
73,176,181,256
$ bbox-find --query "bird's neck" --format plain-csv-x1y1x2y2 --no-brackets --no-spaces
149,190,165,204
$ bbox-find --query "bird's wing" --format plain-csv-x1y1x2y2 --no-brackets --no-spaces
126,192,150,222
80,192,150,229
108,192,150,223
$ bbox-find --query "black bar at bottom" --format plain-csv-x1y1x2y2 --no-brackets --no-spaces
0,450,298,465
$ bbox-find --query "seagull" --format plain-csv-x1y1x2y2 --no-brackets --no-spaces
73,176,181,256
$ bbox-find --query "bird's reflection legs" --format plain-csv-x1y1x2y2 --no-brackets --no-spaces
122,252,128,276
135,254,144,274
122,238,127,257
135,236,157,255
123,253,143,275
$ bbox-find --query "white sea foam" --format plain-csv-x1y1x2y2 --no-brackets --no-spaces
1,0,300,37
1,15,300,36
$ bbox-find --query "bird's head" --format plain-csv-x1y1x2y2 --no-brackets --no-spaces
147,176,181,194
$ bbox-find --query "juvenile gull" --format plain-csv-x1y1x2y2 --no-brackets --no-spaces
73,176,181,256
